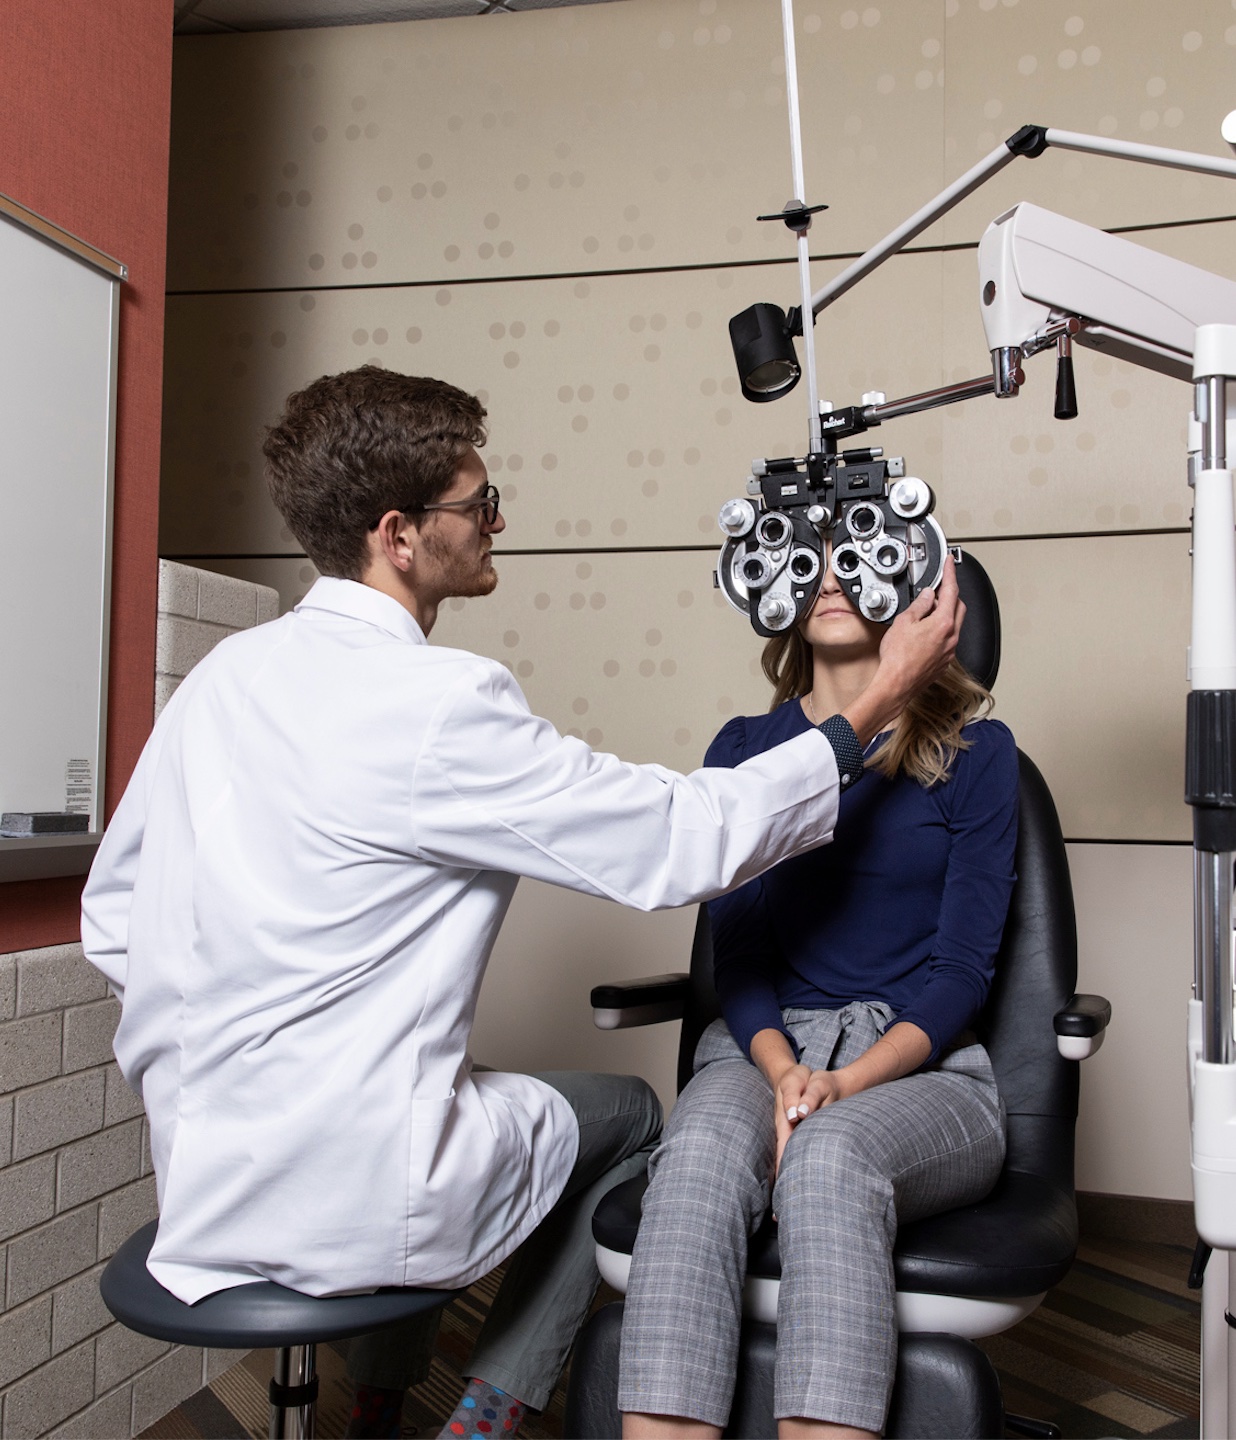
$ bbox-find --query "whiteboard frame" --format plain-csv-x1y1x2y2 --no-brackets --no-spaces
0,193,125,883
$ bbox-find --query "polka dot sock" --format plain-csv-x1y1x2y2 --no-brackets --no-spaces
345,1382,405,1439
439,1378,526,1439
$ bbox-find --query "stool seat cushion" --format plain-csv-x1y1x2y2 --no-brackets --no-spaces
100,1221,459,1349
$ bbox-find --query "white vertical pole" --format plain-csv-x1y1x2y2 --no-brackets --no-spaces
1228,1252,1236,1440
1190,324,1236,1439
779,0,823,453
1201,1248,1228,1438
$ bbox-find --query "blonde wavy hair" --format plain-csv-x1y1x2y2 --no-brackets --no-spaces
762,628,992,788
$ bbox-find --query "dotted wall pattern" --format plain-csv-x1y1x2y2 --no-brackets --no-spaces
161,212,1235,557
159,252,951,556
167,0,950,293
166,0,1236,298
968,531,1191,843
938,0,1236,243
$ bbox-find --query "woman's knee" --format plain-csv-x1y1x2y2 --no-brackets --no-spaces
774,1107,892,1211
644,1071,774,1211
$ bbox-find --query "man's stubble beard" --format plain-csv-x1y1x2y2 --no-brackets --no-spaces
421,527,499,600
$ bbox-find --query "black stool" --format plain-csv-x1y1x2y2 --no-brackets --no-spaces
100,1219,460,1439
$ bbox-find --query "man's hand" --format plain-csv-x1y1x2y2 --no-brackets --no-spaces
842,556,965,747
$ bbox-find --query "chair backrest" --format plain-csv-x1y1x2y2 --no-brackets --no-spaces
676,552,1081,1192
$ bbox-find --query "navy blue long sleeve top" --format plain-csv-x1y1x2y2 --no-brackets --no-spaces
705,703,1019,1064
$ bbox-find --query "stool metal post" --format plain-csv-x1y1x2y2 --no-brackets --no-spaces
271,1343,318,1439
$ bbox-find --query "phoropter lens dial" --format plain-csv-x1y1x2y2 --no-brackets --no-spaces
755,511,793,550
845,504,882,541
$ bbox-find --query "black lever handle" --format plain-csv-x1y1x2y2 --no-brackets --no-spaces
1054,336,1078,420
1188,1237,1212,1290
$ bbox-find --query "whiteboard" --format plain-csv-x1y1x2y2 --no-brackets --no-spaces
0,195,124,882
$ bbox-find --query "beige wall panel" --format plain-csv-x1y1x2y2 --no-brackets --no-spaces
1068,841,1193,1200
166,0,948,293
930,221,1236,539
159,253,946,556
471,880,689,1115
199,550,776,763
970,532,1190,843
940,0,1236,245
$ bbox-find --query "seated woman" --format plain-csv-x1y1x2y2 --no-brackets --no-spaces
617,554,1019,1440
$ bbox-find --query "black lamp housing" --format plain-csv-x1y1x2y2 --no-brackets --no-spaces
729,303,801,403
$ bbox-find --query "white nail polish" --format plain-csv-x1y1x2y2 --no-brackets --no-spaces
786,1108,798,1123
797,1103,809,1116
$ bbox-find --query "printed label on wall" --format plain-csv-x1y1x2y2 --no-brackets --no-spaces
65,758,92,817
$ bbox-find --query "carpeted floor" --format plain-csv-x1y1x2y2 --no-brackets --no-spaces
140,1236,1200,1439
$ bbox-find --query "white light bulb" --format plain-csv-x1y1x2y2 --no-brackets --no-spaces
1222,110,1236,155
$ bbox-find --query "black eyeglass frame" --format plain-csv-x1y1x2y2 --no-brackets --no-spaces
368,484,500,530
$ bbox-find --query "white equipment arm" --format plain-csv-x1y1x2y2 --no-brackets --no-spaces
977,201,1236,384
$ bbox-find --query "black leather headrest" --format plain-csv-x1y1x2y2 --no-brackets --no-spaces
954,551,1001,691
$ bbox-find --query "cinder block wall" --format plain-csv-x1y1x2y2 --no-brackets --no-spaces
156,559,280,718
0,564,275,1439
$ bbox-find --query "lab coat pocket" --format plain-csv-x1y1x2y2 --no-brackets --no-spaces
406,1082,460,1152
404,1091,460,1211
408,1089,456,1121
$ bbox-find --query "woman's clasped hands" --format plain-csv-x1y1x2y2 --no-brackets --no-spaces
769,1057,852,1174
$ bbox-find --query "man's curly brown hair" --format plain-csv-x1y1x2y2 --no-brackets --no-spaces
262,366,487,579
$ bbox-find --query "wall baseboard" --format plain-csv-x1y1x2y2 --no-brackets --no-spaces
1077,1190,1197,1248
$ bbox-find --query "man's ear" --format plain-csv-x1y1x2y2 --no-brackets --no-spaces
369,510,417,574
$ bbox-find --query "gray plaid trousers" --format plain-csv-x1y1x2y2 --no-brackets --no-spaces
617,1006,1005,1432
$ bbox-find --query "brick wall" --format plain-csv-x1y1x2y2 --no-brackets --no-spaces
0,564,276,1439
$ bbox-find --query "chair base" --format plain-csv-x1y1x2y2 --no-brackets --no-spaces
564,1301,1006,1440
1005,1414,1063,1439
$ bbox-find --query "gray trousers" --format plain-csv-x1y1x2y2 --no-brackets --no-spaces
347,1069,662,1412
618,1007,1005,1433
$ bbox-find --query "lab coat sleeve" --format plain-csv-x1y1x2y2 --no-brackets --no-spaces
410,661,840,911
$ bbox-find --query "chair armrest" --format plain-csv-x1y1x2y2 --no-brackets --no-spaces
1053,993,1111,1060
591,974,690,1030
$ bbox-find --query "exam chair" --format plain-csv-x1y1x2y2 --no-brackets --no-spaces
565,553,1111,1440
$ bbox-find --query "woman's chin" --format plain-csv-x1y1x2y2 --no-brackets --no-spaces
806,625,882,659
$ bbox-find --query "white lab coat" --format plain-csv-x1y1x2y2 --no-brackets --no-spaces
81,578,840,1302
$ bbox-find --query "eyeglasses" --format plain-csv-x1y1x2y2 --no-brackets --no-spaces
369,484,500,530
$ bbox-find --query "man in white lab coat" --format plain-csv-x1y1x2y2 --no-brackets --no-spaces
81,367,963,1439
